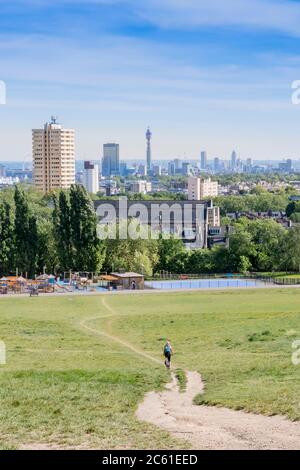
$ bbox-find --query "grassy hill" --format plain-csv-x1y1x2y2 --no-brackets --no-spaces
0,288,300,449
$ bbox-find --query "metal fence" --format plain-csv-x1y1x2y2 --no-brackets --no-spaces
145,279,261,290
153,272,300,286
248,273,300,286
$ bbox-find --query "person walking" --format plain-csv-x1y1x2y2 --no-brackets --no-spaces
163,339,173,369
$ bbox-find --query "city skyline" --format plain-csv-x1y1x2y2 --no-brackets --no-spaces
1,1,300,161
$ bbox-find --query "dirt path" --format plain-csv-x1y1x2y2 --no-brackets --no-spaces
137,371,300,450
79,298,162,365
80,298,300,449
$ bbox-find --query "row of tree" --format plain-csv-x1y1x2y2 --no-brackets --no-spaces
0,185,102,277
0,186,40,276
156,218,300,274
214,192,290,215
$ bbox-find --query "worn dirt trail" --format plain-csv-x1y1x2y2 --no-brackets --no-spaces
79,297,162,365
137,371,300,450
80,297,300,450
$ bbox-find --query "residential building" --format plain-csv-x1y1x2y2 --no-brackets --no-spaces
94,199,220,249
130,180,152,194
32,116,75,192
188,176,219,200
83,161,99,194
207,226,230,249
207,206,220,227
102,143,120,176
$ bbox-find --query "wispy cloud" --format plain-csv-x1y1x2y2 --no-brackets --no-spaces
21,0,300,37
1,0,300,161
129,0,300,37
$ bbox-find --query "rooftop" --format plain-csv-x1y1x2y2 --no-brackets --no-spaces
111,272,144,278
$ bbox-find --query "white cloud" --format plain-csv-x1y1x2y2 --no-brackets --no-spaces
9,0,300,36
129,0,300,37
2,1,300,160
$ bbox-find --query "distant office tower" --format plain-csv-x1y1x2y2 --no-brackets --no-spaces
231,150,237,170
200,151,207,170
102,143,120,177
214,157,220,173
146,127,152,173
32,116,75,192
174,158,182,172
188,176,218,200
0,164,6,177
168,161,176,175
119,162,127,177
152,165,162,176
279,159,293,173
138,164,147,177
83,161,99,194
182,162,191,175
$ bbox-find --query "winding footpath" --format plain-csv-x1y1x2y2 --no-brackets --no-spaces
79,297,162,365
137,371,300,450
81,298,300,450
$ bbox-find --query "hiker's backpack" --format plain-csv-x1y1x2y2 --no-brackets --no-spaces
164,344,171,355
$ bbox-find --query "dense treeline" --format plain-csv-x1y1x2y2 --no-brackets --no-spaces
0,185,300,277
0,185,102,277
214,192,290,215
158,218,300,274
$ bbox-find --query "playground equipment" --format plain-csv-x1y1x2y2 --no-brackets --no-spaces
54,282,72,293
0,277,8,295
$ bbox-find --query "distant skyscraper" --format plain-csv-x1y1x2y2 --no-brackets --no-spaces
138,164,147,177
152,164,162,176
168,161,176,175
32,116,75,192
214,157,220,173
83,161,99,194
146,127,152,173
200,151,207,170
0,164,6,177
174,158,182,172
119,162,127,177
182,162,191,175
102,143,120,177
231,150,237,170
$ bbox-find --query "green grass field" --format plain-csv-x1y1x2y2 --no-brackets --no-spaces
0,288,300,449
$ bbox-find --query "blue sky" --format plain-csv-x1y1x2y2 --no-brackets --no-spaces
1,0,300,162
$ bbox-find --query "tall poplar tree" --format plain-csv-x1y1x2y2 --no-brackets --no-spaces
0,201,14,275
69,184,104,272
14,186,38,277
52,192,73,271
14,186,31,275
